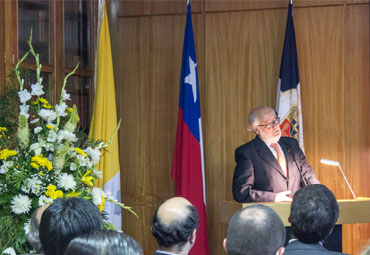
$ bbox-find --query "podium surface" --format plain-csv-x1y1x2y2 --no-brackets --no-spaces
220,198,370,226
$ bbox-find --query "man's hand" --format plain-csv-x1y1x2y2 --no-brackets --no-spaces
274,191,292,202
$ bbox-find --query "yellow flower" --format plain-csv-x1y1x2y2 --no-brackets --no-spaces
45,185,64,199
81,170,94,187
67,107,73,113
0,127,8,132
31,155,53,171
0,135,2,138
74,148,87,158
98,195,105,212
66,190,81,197
31,162,40,169
39,97,49,105
0,149,17,160
43,104,53,109
46,124,54,129
39,171,44,176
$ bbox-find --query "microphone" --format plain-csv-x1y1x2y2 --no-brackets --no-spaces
288,148,308,187
320,158,357,199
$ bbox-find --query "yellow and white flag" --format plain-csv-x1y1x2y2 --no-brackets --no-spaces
89,3,121,230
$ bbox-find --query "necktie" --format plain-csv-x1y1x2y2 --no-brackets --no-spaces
270,143,287,177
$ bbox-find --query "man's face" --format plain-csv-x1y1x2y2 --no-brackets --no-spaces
253,110,281,144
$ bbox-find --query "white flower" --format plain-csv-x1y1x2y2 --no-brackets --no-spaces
70,163,76,171
62,89,71,101
34,126,42,134
24,219,31,235
77,154,88,166
2,247,16,255
19,105,30,119
38,109,57,123
29,177,43,195
10,194,32,215
30,143,42,156
18,89,32,104
21,181,31,193
31,82,45,96
47,130,57,142
85,147,101,164
38,195,53,206
55,102,68,117
92,169,103,178
57,130,77,142
45,143,54,152
0,161,13,174
91,187,105,207
30,118,40,124
58,173,76,191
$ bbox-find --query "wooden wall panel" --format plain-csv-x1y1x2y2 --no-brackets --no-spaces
118,14,204,255
0,0,4,93
117,1,370,255
119,0,204,17
294,6,346,199
204,9,286,255
344,4,370,254
205,0,344,13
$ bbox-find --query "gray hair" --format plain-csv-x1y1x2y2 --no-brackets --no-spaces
248,106,275,126
27,209,42,252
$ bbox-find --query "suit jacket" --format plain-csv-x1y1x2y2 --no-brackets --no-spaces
232,136,319,202
284,240,349,255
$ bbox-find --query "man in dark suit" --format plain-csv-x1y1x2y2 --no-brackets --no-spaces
285,184,349,255
232,106,319,203
223,204,286,255
151,197,198,255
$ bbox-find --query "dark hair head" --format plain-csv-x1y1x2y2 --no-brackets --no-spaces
290,184,339,243
39,197,102,255
151,199,198,250
226,204,286,255
65,230,143,255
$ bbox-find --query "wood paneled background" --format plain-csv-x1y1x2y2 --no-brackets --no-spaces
111,0,370,254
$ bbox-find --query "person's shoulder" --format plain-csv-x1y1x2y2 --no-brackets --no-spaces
235,137,258,152
280,136,300,147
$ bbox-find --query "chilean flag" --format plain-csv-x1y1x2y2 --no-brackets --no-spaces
171,2,209,254
276,1,305,150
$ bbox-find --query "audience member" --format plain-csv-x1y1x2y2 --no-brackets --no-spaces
26,204,50,254
223,204,285,255
151,197,198,255
65,229,142,255
39,197,102,255
285,184,348,255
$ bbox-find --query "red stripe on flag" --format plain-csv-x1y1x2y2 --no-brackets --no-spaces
171,107,209,255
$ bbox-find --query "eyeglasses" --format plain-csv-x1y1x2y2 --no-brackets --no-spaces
257,117,280,129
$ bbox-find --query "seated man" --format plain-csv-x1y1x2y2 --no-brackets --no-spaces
285,184,349,255
65,230,143,255
223,204,286,255
151,197,198,255
39,197,102,255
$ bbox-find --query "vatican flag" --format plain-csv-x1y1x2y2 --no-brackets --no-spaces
89,3,121,230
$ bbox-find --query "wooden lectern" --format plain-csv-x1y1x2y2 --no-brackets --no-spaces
220,198,370,226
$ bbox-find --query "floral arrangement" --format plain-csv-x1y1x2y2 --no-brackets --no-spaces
0,33,134,254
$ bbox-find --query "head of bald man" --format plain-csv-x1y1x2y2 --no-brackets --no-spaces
224,204,286,255
151,197,198,253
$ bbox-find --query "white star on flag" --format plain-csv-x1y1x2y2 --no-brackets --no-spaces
184,56,197,103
